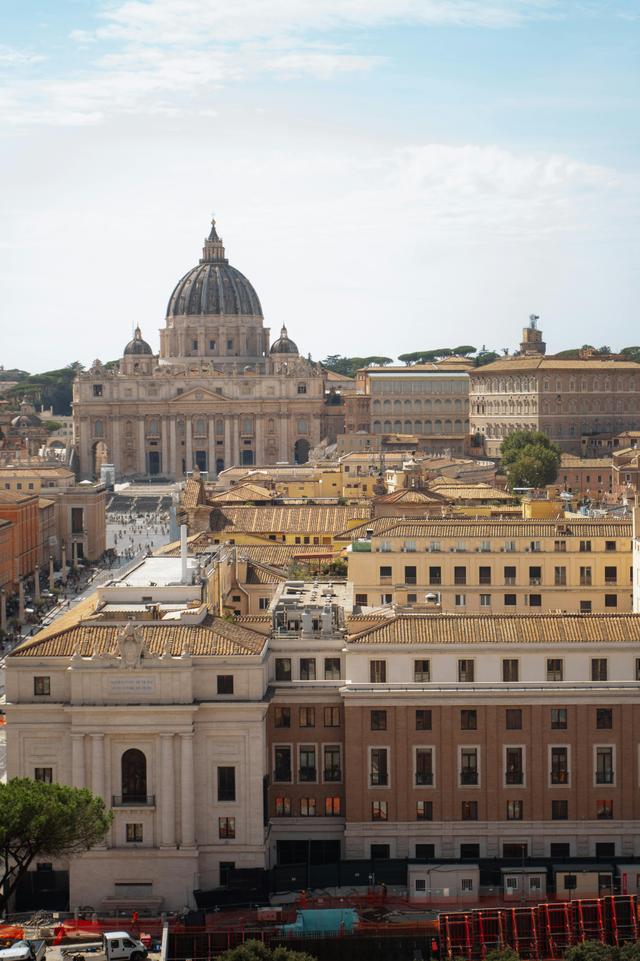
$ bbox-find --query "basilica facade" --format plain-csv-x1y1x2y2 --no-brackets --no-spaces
73,220,342,480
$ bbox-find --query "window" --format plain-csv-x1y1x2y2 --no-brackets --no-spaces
595,746,614,784
404,565,417,585
370,748,388,786
454,566,466,585
547,659,563,681
370,843,390,859
552,800,568,820
455,594,466,608
605,594,618,608
274,707,290,728
461,801,478,821
416,748,433,786
460,843,480,859
605,541,616,552
219,817,235,838
121,748,147,803
461,709,477,730
34,767,52,783
414,659,430,682
299,747,316,781
580,566,592,586
275,797,291,816
371,710,387,731
274,746,292,782
458,659,475,682
324,745,341,782
429,566,442,585
355,593,368,606
416,844,435,859
371,801,388,821
504,566,516,585
460,748,478,785
554,540,567,552
300,658,316,680
503,659,519,683
504,594,517,606
528,593,542,607
217,766,236,802
415,879,426,893
299,707,315,728
505,747,523,784
636,658,640,681
580,540,592,552
370,660,387,683
416,709,432,731
417,800,433,821
126,823,143,843
480,594,491,608
71,507,84,534
275,658,292,681
325,797,341,816
596,708,612,729
507,800,523,821
596,842,616,858
554,566,567,586
259,597,270,610
551,747,569,784
324,706,340,727
529,565,542,585
551,708,568,729
506,709,522,730
300,798,316,817
92,383,103,397
33,676,50,696
217,675,234,695
479,566,491,585
379,565,392,581
324,657,341,679
581,600,592,613
597,800,613,820
550,843,571,859
297,383,307,394
605,566,617,584
592,658,608,681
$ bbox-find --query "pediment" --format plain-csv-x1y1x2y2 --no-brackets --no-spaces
170,386,225,404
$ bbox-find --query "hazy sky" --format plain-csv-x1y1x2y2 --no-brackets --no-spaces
2,0,639,372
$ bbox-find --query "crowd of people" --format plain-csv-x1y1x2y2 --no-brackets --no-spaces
106,507,173,562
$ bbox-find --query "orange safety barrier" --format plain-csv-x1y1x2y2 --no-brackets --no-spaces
0,927,24,941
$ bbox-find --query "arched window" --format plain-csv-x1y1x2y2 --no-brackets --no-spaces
121,749,147,804
242,416,253,435
148,417,159,436
297,418,308,434
215,418,224,436
94,419,104,438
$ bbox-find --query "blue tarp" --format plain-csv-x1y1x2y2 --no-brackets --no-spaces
281,908,358,935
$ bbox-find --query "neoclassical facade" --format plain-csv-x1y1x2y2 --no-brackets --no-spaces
73,220,341,480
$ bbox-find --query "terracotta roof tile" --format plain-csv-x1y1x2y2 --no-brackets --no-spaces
210,504,372,535
353,518,632,539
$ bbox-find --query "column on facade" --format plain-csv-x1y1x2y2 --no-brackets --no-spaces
180,733,195,847
91,734,105,799
278,410,288,462
137,419,146,475
185,417,193,472
207,419,215,476
224,417,232,469
160,734,176,847
232,415,240,466
254,417,263,465
161,417,169,476
71,734,85,789
169,418,177,479
78,418,90,480
111,418,120,475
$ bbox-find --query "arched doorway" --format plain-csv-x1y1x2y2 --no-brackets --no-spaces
91,440,108,479
121,748,147,804
294,439,310,464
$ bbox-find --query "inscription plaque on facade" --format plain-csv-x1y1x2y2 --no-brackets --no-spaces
109,676,156,695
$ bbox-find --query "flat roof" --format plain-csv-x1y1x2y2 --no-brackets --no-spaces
116,556,200,587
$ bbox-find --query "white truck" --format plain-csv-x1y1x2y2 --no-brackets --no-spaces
0,942,47,961
65,932,148,961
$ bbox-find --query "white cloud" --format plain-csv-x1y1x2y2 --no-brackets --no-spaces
0,45,44,67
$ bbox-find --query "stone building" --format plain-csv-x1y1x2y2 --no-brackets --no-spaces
73,219,344,481
469,321,640,457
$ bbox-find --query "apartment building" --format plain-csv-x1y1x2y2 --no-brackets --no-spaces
344,518,632,612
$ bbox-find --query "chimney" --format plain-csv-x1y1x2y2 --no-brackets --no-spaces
180,524,188,584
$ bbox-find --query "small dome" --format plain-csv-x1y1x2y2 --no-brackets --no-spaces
124,326,153,356
270,325,299,355
11,413,41,428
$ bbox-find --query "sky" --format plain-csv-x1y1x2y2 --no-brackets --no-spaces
1,0,639,372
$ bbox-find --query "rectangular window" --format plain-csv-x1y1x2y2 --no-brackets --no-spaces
507,800,523,821
550,842,571,859
33,676,50,696
370,843,390,859
529,565,542,585
218,817,235,838
34,767,52,783
592,658,608,681
300,658,316,681
504,594,517,606
552,800,568,820
299,707,315,728
551,707,568,729
429,566,442,585
71,507,84,534
479,566,491,585
379,565,392,581
461,709,477,730
324,657,341,679
581,600,592,613
416,709,432,731
461,801,478,821
274,746,292,782
506,709,522,730
217,675,234,695
455,594,466,608
528,593,542,607
324,706,340,727
258,597,270,610
414,659,430,682
355,593,368,606
580,566,592,586
297,383,307,394
547,658,563,681
551,747,569,784
605,541,616,552
217,766,236,802
323,745,341,782
370,748,388,786
460,747,478,785
480,594,491,607
505,747,524,784
416,748,433,786
371,801,388,821
325,796,341,816
504,566,516,585
461,878,474,892
126,823,143,843
580,540,592,552
554,566,567,586
458,659,475,682
275,797,291,816
454,566,467,585
605,566,617,585
274,706,290,728
371,709,387,731
597,800,613,820
300,798,316,817
460,843,480,859
275,658,292,681
370,660,387,683
417,800,433,821
502,659,519,683
605,594,618,608
299,746,317,781
596,708,613,729
404,565,417,585
92,384,103,397
595,746,614,784
416,843,435,859
555,540,567,552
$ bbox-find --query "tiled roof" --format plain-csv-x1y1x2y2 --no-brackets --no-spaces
428,482,516,501
375,489,447,505
236,544,338,567
336,517,405,541
210,504,372,535
470,357,640,372
245,562,287,585
11,615,268,658
358,518,632,539
182,475,205,510
0,489,38,504
207,483,274,503
348,612,640,646
560,455,612,468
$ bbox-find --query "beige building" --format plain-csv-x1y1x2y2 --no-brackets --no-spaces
344,517,632,612
469,321,640,457
73,219,345,481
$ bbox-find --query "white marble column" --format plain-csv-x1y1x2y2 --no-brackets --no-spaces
169,418,177,479
224,417,232,469
232,415,240,466
160,734,176,847
137,420,146,475
185,418,193,473
111,418,121,476
278,411,288,462
208,420,215,476
91,734,105,800
180,734,195,847
161,417,169,476
71,734,85,789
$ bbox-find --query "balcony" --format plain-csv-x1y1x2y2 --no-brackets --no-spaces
454,577,467,586
596,770,614,784
324,768,342,782
112,795,155,807
415,771,434,786
529,578,542,586
370,772,388,786
299,766,317,782
505,771,524,785
551,771,569,785
429,577,442,586
274,768,292,783
460,770,478,785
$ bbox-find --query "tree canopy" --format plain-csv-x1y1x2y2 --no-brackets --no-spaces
501,430,561,490
320,356,393,377
4,363,85,415
218,940,317,961
0,778,112,912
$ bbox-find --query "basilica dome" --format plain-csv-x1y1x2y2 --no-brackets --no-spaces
270,325,299,355
166,220,262,318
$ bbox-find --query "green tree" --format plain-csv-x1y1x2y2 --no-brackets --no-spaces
621,346,640,363
484,950,520,961
0,778,112,912
474,350,501,366
217,941,317,961
564,941,617,961
501,431,561,489
501,430,560,467
453,345,477,356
